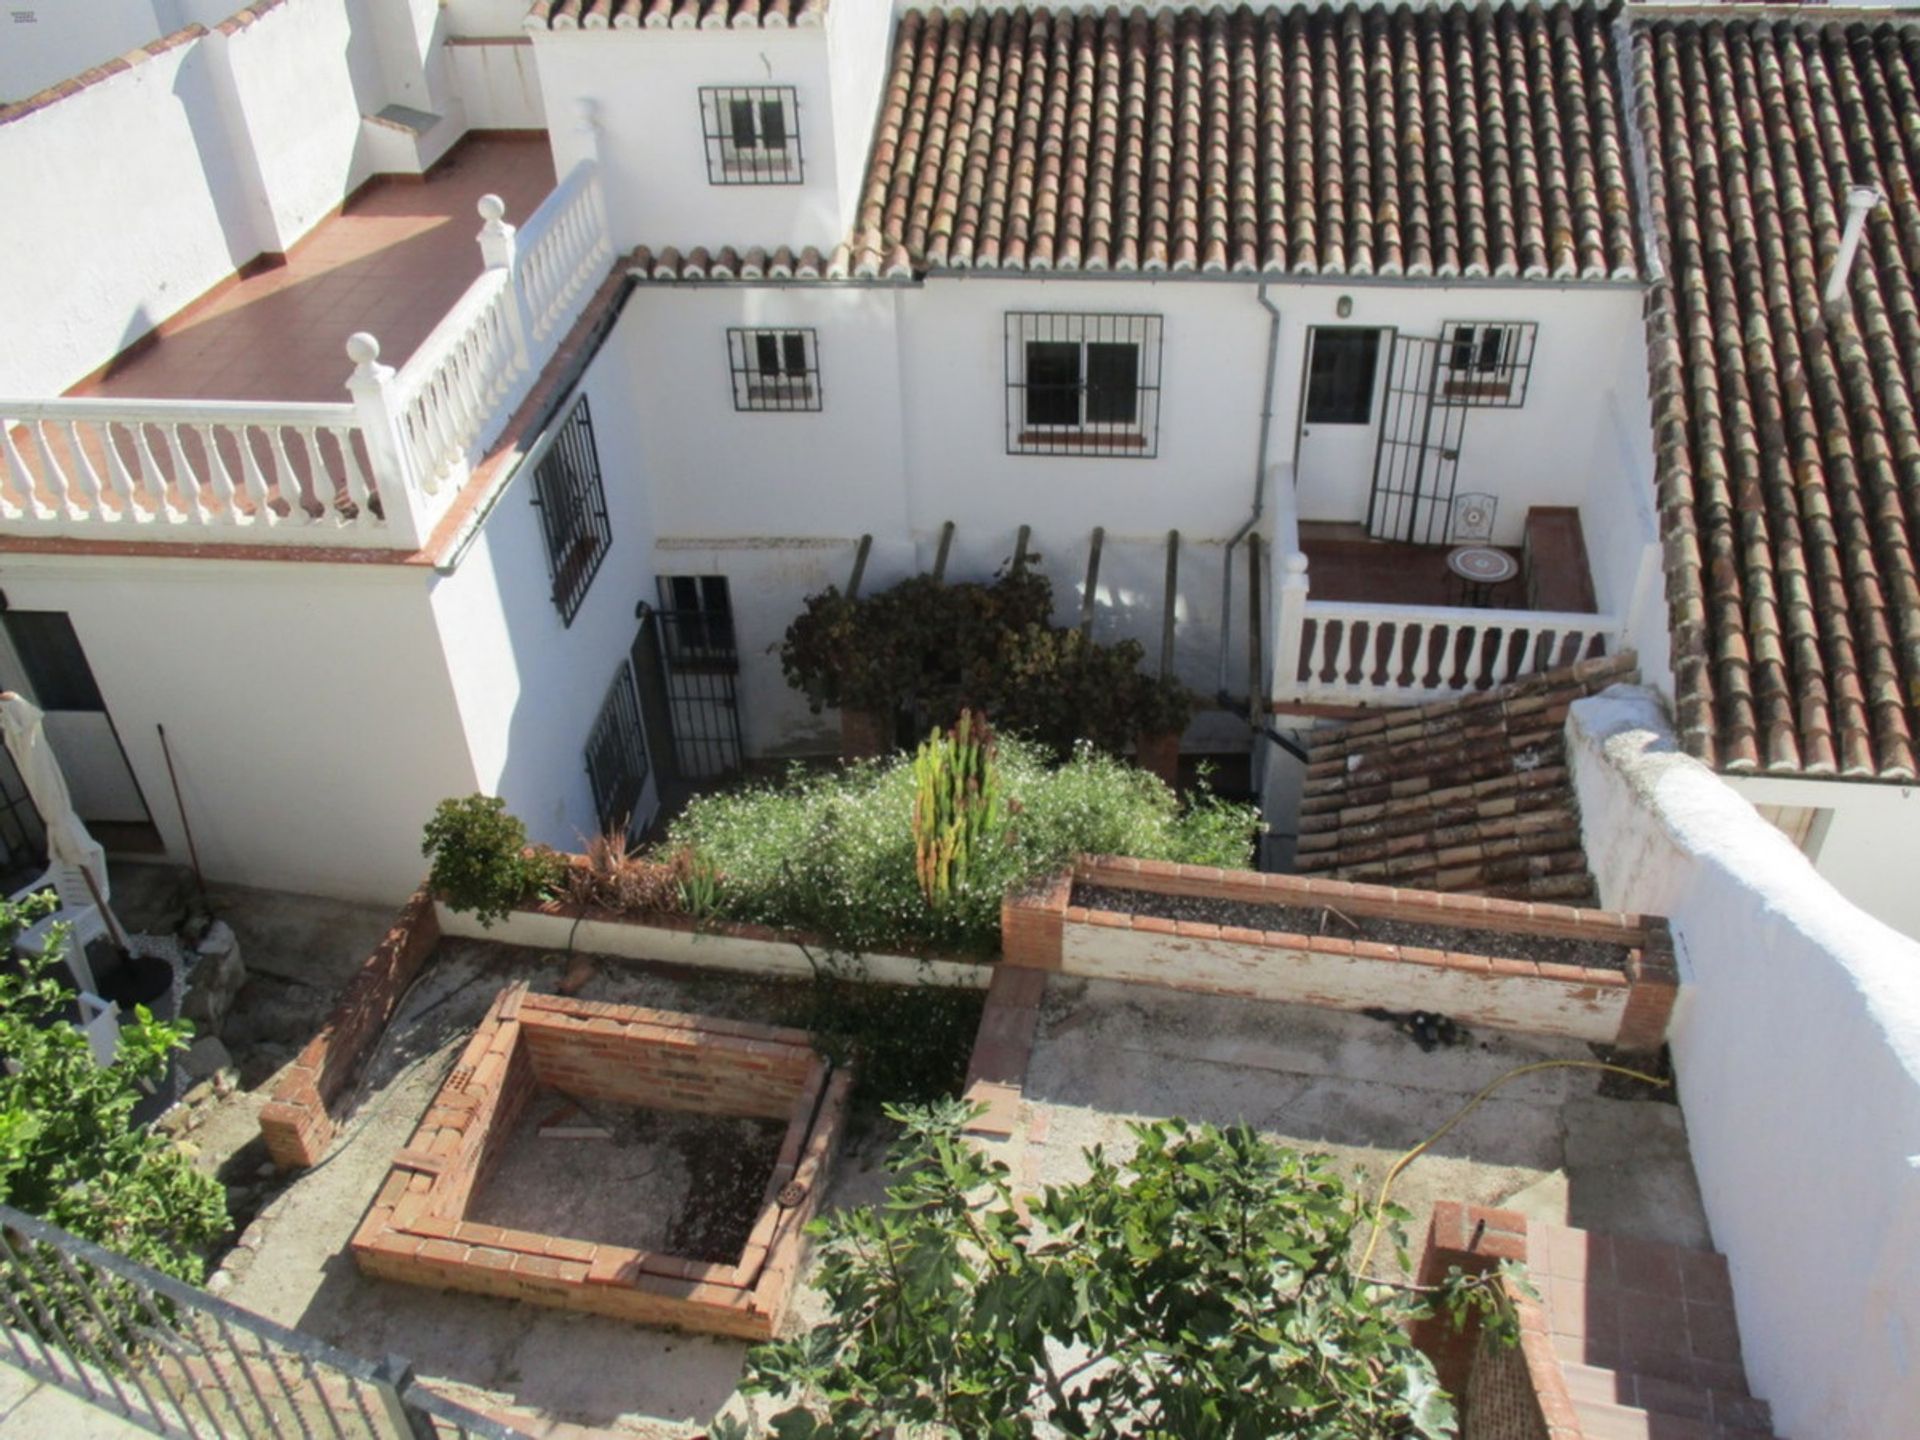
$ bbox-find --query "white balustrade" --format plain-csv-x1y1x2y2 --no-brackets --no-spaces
1284,598,1623,705
0,399,379,543
0,138,614,551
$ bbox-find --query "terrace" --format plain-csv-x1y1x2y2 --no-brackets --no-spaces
0,131,611,556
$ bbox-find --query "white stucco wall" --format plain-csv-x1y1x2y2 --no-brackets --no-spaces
532,30,845,254
0,554,478,903
1,0,173,101
0,35,257,394
443,39,544,130
1568,686,1920,1440
823,0,895,234
429,351,661,853
218,0,381,252
1725,771,1920,941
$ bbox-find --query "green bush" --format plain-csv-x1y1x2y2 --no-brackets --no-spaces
669,737,1258,956
421,794,563,928
0,895,228,1284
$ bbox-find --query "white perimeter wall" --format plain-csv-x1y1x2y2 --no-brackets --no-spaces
443,39,544,130
0,0,417,395
1726,771,1920,941
429,346,663,852
533,31,845,256
1569,686,1920,1439
0,555,478,903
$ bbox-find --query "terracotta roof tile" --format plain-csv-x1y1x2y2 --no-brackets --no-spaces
1293,653,1639,903
1635,13,1920,781
851,3,1640,279
526,0,826,30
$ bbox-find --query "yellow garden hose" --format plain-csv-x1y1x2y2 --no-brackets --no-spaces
1353,1057,1672,1280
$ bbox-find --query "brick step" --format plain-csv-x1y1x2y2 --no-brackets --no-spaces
1560,1361,1773,1432
1570,1395,1775,1440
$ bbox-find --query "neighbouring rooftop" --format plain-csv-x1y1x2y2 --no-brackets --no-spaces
1635,12,1920,781
72,136,554,406
1292,652,1639,902
849,3,1643,279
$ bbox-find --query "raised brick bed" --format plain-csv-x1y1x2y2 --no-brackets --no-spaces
350,984,851,1341
258,887,440,1169
1002,857,1677,1048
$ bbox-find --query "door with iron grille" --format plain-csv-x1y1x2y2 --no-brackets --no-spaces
1365,333,1470,545
633,577,745,790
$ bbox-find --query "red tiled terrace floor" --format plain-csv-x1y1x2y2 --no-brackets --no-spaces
72,136,555,406
1300,522,1558,611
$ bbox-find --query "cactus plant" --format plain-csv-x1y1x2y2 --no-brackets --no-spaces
912,709,1005,909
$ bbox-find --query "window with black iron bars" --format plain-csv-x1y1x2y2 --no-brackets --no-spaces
727,328,821,412
530,395,611,626
700,86,802,185
1438,321,1538,407
585,659,650,838
1005,313,1163,456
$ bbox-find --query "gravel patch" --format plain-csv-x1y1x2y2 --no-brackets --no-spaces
1072,883,1631,972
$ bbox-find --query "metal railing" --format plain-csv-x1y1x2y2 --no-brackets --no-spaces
0,1204,534,1440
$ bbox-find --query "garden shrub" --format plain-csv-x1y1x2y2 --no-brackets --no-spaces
421,794,564,927
781,569,1193,756
669,736,1258,955
0,894,228,1284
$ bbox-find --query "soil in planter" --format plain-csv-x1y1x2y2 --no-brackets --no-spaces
1072,883,1632,972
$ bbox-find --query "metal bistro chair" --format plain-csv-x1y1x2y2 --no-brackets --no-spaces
1444,493,1517,606
1449,492,1498,545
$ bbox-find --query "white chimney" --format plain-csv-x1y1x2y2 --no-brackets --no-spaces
1825,184,1885,307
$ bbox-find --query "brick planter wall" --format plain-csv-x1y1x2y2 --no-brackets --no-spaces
258,887,440,1169
352,984,852,1341
1001,857,1678,1049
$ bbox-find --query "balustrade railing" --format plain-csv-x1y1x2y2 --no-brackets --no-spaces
1285,599,1621,705
0,121,614,555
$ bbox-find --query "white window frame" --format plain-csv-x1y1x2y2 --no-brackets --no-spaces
700,86,803,184
1006,313,1163,456
728,328,821,411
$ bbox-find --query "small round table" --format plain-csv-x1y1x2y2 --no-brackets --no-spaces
1446,545,1519,607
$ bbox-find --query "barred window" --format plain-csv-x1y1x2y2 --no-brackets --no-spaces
1005,313,1163,456
584,659,651,838
529,396,610,626
700,86,802,185
1438,321,1537,407
727,328,821,412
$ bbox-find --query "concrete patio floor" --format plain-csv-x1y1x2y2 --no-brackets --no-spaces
176,918,1709,1438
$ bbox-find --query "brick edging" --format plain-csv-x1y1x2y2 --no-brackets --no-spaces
258,887,440,1169
0,22,209,127
1001,855,1679,1050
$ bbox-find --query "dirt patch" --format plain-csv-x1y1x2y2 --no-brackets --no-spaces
467,1087,786,1263
1072,883,1632,972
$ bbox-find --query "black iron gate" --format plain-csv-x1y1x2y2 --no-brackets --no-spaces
1366,332,1470,545
631,585,744,791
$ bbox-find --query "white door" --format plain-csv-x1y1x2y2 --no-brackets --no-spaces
1293,327,1389,525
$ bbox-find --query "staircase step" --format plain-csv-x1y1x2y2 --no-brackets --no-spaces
1572,1397,1775,1439
1561,1362,1772,1431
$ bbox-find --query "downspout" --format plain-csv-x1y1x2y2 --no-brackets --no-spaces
1217,282,1284,704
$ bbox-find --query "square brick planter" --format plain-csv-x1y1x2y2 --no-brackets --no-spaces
1002,857,1677,1049
351,983,852,1340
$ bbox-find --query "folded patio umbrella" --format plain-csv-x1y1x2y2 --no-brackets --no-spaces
0,691,127,956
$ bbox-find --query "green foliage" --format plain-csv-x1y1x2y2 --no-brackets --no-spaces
0,895,227,1285
561,830,689,915
669,738,1258,956
780,569,1193,757
912,711,1006,910
726,1104,1472,1439
421,794,564,928
788,967,984,1111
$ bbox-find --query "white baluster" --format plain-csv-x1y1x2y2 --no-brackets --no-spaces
58,420,104,515
263,424,307,520
99,422,141,517
195,424,238,520
233,425,272,518
480,193,535,375
161,422,209,522
0,419,42,517
293,425,332,519
1408,622,1432,691
332,426,374,521
28,421,76,517
131,423,173,518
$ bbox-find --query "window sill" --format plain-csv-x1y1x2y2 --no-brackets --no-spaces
1442,379,1516,402
1014,431,1152,453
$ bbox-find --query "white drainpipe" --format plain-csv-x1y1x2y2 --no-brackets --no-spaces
1825,184,1884,307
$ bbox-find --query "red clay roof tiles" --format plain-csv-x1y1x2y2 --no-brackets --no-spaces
1293,654,1639,904
528,0,825,29
850,4,1641,280
1634,13,1920,780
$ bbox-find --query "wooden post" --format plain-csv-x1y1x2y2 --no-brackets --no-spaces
1161,529,1180,679
1080,526,1104,640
